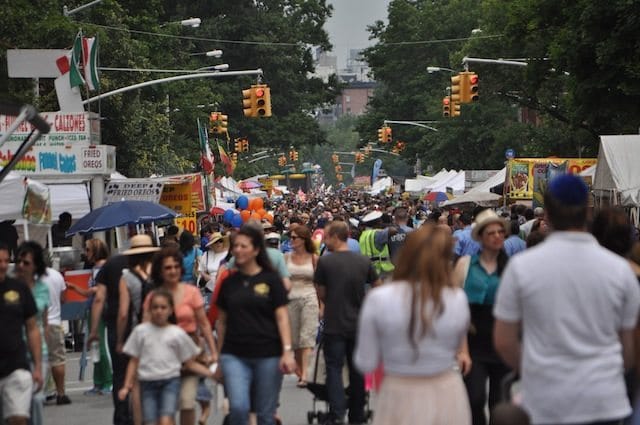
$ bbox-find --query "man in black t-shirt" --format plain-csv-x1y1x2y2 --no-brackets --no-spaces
314,221,379,425
87,253,130,425
0,242,42,425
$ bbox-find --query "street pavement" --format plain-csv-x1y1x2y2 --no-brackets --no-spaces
44,352,335,425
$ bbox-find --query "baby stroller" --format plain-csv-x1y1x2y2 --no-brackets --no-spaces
305,333,373,424
489,372,530,425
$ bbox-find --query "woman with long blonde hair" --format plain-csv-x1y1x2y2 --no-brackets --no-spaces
354,223,472,425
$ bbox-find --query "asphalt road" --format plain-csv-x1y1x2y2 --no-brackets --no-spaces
43,352,336,425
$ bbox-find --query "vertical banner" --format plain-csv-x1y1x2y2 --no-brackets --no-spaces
507,160,531,199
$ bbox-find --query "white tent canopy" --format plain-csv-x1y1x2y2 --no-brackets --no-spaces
593,135,640,206
442,168,505,207
369,176,393,195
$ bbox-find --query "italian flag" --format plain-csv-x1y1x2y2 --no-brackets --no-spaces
82,36,100,91
69,31,85,88
198,118,215,174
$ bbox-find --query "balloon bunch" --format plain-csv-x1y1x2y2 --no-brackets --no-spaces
222,196,273,228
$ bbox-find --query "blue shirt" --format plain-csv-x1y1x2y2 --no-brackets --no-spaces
503,235,526,257
463,255,500,305
454,226,481,257
181,247,202,284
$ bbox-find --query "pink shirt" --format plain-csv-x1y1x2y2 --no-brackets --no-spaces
144,284,204,334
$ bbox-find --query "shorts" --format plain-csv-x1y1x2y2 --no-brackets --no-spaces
46,325,66,367
140,377,181,424
195,378,212,402
288,294,319,349
179,374,199,410
0,369,33,420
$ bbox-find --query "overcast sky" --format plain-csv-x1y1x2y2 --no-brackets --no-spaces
324,0,391,68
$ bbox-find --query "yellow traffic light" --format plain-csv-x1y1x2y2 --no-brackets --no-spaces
242,139,249,152
242,85,272,118
384,126,392,144
278,155,286,167
242,88,254,117
443,97,451,117
219,114,228,134
451,101,461,117
234,140,242,152
451,74,461,106
461,72,479,103
254,85,272,117
331,154,339,164
293,150,299,161
377,128,384,143
289,150,295,161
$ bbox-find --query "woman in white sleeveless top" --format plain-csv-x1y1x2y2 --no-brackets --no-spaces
285,225,319,387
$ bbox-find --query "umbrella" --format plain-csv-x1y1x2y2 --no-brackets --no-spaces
209,206,226,215
424,191,452,202
238,180,262,190
66,200,178,236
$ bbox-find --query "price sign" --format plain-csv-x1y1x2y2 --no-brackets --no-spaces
175,210,197,235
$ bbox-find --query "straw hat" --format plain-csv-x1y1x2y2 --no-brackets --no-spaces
472,209,508,241
123,234,161,255
206,232,229,249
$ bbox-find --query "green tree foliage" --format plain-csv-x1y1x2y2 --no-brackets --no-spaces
0,0,337,178
359,0,640,171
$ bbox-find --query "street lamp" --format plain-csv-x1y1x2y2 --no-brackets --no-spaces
196,64,229,72
427,66,456,73
160,17,202,28
189,50,223,58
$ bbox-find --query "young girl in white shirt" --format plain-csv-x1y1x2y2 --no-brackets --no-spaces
118,290,214,425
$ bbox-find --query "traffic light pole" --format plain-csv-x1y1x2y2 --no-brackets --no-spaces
383,120,438,132
82,69,263,105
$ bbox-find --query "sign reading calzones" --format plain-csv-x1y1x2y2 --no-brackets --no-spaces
0,111,106,175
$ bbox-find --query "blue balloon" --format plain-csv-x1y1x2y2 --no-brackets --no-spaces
223,209,235,223
231,213,243,228
236,195,249,210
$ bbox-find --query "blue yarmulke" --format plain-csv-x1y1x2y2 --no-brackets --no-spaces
547,174,588,206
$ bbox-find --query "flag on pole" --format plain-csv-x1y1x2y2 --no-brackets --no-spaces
70,31,85,88
198,119,215,174
82,36,100,91
217,143,235,175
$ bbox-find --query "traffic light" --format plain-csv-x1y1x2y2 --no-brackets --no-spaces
384,126,392,144
278,155,286,167
234,139,242,152
450,74,461,106
443,97,451,117
335,165,342,172
377,127,384,143
461,72,479,103
210,112,228,134
355,153,364,163
231,152,238,163
293,150,299,161
336,174,343,182
451,101,461,117
331,154,339,164
242,84,272,118
236,138,249,152
289,149,296,161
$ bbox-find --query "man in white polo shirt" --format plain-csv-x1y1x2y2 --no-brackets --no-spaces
493,174,640,425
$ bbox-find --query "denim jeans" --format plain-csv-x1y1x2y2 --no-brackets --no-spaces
139,377,181,423
220,354,282,425
323,334,366,424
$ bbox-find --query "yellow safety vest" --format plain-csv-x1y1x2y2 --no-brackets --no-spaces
359,229,394,275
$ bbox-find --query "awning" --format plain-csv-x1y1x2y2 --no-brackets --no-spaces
49,184,91,220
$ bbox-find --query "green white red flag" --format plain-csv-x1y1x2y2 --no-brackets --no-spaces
82,36,100,91
69,31,85,88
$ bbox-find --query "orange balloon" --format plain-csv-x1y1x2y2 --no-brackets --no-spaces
263,213,274,224
240,210,251,222
257,208,267,218
253,197,264,210
250,212,262,221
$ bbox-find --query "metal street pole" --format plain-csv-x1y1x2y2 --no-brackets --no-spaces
462,56,528,68
82,69,263,105
383,120,438,132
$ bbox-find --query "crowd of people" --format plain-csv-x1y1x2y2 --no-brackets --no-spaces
3,173,640,425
